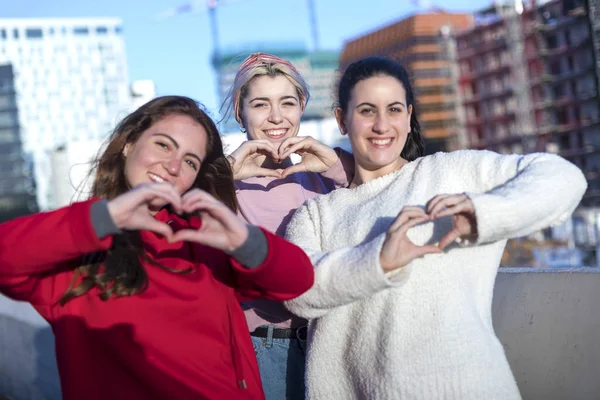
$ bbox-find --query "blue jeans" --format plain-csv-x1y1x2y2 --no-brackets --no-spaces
252,326,306,400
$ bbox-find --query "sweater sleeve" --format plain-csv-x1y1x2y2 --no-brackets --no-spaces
229,228,315,302
320,147,355,188
464,151,587,244
283,200,411,320
0,199,113,303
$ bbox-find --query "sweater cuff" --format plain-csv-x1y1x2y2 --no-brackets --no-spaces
90,200,121,239
228,225,267,269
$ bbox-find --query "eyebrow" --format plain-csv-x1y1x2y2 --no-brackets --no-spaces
249,95,299,103
356,101,406,109
152,133,203,163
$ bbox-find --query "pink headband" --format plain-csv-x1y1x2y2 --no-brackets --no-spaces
233,52,307,123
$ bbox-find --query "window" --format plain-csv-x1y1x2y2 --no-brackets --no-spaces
0,29,6,39
96,26,108,35
115,26,123,34
25,28,43,39
73,27,89,36
13,29,19,39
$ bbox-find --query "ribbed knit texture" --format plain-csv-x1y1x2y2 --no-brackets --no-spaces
284,150,587,400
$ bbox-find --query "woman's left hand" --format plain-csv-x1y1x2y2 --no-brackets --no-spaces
426,194,478,250
278,136,339,178
171,189,249,253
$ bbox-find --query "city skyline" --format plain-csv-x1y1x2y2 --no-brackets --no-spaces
1,0,493,115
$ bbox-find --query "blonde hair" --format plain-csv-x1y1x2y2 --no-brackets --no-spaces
221,52,310,126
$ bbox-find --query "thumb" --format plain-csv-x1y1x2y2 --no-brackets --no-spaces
281,164,307,178
413,245,442,259
255,168,282,178
143,219,174,241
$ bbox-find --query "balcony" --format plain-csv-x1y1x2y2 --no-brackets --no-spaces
2,269,598,399
530,73,554,86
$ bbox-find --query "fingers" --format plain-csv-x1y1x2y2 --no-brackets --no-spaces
234,140,280,161
433,200,474,219
426,194,470,218
138,183,183,213
279,137,313,159
181,190,237,226
388,206,429,232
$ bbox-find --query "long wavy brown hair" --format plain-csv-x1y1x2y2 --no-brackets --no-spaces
59,96,237,305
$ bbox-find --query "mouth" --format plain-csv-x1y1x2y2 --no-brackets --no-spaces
148,172,168,183
368,137,394,148
263,128,288,139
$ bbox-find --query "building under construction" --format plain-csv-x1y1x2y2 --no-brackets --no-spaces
339,13,474,153
450,0,600,206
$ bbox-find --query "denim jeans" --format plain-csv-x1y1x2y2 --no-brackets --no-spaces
252,325,306,400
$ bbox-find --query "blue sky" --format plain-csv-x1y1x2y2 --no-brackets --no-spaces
1,0,491,116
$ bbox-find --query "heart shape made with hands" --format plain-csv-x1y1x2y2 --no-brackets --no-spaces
112,184,248,252
229,137,338,180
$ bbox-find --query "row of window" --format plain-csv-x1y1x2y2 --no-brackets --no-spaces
0,25,122,40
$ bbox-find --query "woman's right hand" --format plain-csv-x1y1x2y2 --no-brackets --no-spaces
380,206,441,272
106,183,183,241
228,140,282,180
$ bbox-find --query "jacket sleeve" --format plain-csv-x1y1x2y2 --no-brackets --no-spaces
230,228,315,302
463,151,587,244
0,199,113,303
282,200,411,320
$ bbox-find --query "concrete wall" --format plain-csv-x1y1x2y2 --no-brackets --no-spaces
493,268,600,400
1,268,599,399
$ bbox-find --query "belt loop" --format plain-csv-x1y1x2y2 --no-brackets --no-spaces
265,325,274,348
296,325,308,352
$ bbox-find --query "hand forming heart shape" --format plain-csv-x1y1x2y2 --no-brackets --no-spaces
107,184,249,252
228,137,340,180
380,194,478,273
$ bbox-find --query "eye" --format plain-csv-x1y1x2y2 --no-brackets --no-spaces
283,101,297,107
156,141,169,150
359,108,375,115
253,103,267,108
185,159,198,171
389,107,402,113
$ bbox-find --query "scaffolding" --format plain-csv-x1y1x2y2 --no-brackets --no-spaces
497,0,538,152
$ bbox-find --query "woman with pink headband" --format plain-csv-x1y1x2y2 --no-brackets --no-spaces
222,52,353,399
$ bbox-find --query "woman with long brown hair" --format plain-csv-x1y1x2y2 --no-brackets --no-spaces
0,95,314,400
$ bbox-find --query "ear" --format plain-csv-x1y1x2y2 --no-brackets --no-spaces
123,143,131,157
334,108,347,136
406,104,413,133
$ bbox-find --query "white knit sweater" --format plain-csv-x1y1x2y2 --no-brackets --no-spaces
284,150,587,400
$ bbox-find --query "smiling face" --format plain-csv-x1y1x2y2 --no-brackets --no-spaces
122,114,208,209
240,75,302,144
338,74,412,178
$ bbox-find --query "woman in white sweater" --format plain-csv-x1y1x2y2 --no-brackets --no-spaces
283,57,587,400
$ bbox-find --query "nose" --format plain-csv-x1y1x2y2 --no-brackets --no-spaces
268,106,283,124
163,156,181,176
372,113,390,134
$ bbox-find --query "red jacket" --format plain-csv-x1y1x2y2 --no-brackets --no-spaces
0,199,314,400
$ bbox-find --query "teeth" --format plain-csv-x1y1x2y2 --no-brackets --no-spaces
149,173,165,183
264,129,287,137
371,139,392,145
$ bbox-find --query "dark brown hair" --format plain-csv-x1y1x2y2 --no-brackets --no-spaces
60,96,237,305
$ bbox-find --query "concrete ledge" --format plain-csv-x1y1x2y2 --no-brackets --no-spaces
493,268,600,400
1,267,599,399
